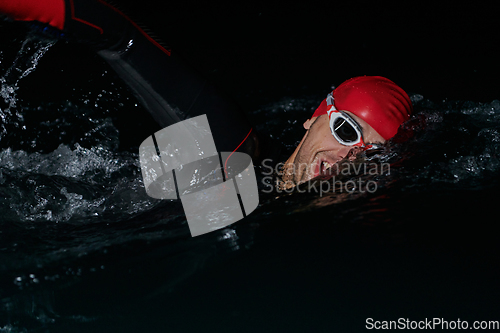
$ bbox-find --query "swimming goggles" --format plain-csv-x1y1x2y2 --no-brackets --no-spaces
326,93,377,149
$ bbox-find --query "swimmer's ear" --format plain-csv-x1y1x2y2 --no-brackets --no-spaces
303,117,316,130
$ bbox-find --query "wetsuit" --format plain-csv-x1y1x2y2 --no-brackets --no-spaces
0,0,258,158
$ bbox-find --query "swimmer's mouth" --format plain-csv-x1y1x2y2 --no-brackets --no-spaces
315,159,335,179
321,161,332,174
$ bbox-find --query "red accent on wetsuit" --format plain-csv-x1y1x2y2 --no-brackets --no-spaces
312,76,413,140
224,127,253,178
0,0,65,30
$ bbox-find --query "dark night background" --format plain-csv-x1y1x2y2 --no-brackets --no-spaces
1,1,500,332
16,1,500,112
115,1,499,104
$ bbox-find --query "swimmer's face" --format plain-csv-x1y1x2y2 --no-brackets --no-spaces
282,113,385,186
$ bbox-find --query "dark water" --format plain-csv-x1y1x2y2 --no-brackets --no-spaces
1,5,500,332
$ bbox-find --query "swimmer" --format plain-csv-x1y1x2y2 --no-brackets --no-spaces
1,1,413,190
281,76,413,187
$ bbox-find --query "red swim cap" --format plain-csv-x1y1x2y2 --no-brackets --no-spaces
312,76,413,140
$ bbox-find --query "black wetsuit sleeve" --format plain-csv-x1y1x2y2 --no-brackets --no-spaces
42,0,258,156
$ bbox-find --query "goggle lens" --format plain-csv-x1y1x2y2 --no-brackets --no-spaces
326,93,376,148
333,118,359,143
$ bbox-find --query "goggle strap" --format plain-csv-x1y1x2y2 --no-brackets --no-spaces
326,93,336,117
